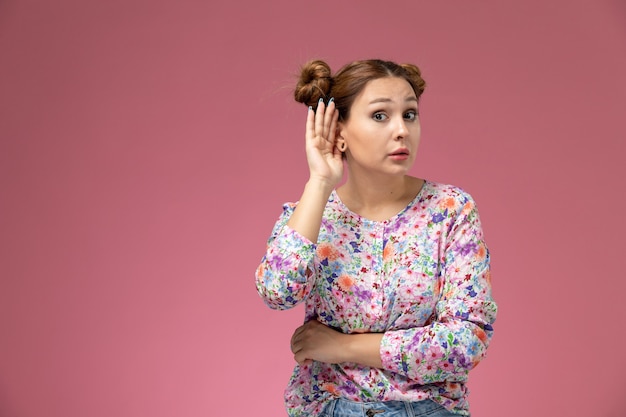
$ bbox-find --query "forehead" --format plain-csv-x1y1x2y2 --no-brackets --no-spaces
355,76,416,105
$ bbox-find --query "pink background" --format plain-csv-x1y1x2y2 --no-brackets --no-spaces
1,1,625,416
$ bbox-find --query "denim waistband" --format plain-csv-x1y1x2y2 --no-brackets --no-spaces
322,398,454,417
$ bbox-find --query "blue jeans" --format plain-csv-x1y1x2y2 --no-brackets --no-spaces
321,398,462,417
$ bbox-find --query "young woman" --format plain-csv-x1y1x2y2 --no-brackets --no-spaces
255,59,497,417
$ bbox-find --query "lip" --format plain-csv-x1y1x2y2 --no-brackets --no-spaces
389,148,410,159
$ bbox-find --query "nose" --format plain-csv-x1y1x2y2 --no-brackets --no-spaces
394,117,409,140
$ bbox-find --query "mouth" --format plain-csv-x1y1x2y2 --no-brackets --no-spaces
390,148,410,157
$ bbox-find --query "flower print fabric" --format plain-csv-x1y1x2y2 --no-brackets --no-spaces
255,181,497,416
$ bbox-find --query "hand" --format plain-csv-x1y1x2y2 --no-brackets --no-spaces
290,319,347,365
304,99,343,188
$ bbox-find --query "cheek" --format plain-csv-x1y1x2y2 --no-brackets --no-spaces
412,126,421,144
344,127,370,147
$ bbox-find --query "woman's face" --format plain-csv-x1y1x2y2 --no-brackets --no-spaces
338,76,421,178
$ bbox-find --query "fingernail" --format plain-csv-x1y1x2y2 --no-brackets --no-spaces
308,106,313,112
318,97,324,105
328,97,334,104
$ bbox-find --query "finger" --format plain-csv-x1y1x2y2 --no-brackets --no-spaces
314,98,325,137
305,105,315,141
290,327,302,353
322,99,336,139
328,109,339,143
291,333,309,356
291,322,310,352
294,350,311,365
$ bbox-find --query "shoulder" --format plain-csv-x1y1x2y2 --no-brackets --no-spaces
422,180,476,207
417,181,483,230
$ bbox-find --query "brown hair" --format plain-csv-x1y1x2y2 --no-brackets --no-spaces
294,59,426,121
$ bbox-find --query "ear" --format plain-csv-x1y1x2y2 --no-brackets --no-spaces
335,122,347,151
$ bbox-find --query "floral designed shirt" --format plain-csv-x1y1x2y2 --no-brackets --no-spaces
255,181,497,416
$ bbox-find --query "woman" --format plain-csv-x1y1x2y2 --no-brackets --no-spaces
255,59,497,417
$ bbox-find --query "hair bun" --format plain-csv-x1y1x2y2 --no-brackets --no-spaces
400,63,426,96
294,60,333,107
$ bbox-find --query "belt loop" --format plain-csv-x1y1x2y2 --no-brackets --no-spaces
404,401,415,417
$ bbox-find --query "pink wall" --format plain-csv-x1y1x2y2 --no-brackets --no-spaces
1,1,625,416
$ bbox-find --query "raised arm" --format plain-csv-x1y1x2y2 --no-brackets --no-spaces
287,99,342,242
255,100,342,309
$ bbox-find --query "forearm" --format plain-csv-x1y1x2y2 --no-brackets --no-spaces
380,320,492,383
292,320,384,367
287,179,335,243
345,320,491,376
343,332,384,368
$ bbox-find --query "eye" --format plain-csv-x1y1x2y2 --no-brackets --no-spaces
372,112,388,121
404,111,418,121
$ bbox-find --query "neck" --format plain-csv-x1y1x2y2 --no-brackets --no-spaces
337,173,423,221
344,175,408,203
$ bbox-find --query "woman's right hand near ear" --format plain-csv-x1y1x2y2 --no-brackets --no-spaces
305,98,342,188
286,99,342,243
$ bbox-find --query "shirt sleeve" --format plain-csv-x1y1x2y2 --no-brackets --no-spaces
380,198,497,384
255,203,318,310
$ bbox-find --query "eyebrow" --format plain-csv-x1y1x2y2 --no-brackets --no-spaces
368,97,418,104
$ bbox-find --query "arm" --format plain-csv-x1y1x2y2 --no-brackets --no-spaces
287,99,341,242
290,199,497,383
291,320,384,367
255,100,342,309
379,199,497,383
255,205,317,310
